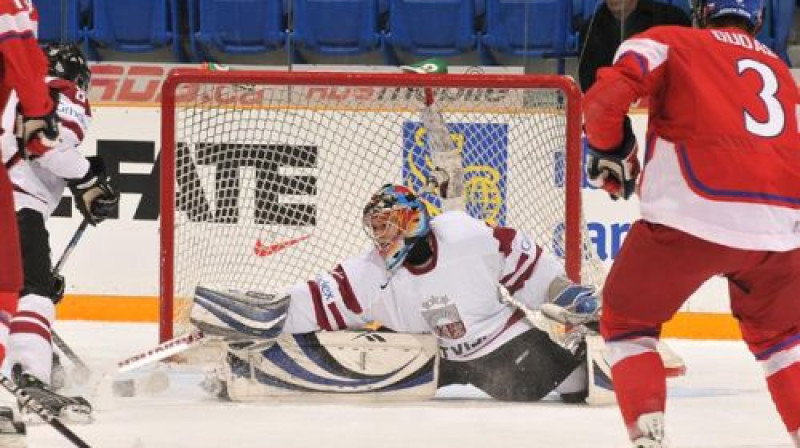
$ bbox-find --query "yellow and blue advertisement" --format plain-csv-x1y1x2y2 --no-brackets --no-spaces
402,121,509,226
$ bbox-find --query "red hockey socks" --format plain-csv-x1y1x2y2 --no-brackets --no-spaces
608,342,666,439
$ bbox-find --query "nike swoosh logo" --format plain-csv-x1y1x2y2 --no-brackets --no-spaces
254,235,310,257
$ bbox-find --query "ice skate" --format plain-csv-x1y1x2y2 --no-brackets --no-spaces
12,365,92,424
0,406,26,448
631,412,667,448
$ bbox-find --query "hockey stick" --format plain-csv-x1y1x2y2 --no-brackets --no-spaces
52,218,89,274
51,219,93,385
115,329,207,374
0,373,90,447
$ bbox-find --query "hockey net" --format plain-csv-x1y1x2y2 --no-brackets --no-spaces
159,69,604,342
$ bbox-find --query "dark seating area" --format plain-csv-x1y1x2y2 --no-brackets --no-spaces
34,0,797,67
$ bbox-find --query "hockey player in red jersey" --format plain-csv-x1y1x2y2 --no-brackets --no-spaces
1,43,117,425
0,0,63,440
190,184,602,402
0,0,59,362
582,0,800,446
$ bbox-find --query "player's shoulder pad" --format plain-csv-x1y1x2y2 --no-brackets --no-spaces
48,78,92,117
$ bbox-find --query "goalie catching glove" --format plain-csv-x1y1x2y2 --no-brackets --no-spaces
539,277,601,326
69,156,119,225
190,286,289,345
586,116,640,200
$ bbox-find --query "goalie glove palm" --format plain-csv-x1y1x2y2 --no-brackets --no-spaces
586,116,640,200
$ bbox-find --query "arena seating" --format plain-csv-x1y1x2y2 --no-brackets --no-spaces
35,0,82,44
86,0,177,58
189,0,286,60
31,0,796,67
292,0,383,58
383,0,478,58
481,0,577,71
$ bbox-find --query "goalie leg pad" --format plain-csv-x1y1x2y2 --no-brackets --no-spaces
190,286,288,340
213,331,439,402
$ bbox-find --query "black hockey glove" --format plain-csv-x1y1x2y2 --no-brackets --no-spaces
69,156,119,226
15,90,61,157
586,116,640,200
51,273,65,304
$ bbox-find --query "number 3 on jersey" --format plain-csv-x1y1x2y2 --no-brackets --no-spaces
736,58,785,138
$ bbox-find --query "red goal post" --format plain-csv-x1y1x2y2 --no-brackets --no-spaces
159,69,595,342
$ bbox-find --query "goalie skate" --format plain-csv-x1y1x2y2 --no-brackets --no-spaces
12,365,93,424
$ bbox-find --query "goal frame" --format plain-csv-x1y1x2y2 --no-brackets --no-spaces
159,69,584,342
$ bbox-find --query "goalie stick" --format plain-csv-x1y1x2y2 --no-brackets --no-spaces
0,373,90,448
400,59,466,212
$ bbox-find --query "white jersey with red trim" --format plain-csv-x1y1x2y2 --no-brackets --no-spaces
282,211,565,361
1,77,91,217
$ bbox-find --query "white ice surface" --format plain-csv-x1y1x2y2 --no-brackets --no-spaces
18,322,792,448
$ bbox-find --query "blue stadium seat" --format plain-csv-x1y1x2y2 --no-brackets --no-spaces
757,0,795,64
481,0,577,64
384,0,478,57
87,0,175,54
190,0,285,59
292,0,382,56
35,0,82,44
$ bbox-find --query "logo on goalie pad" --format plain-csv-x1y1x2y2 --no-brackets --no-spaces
421,296,466,339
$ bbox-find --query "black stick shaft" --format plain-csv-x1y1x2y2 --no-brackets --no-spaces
53,219,89,275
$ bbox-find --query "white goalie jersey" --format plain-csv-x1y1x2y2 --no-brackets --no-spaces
283,211,565,361
1,77,91,217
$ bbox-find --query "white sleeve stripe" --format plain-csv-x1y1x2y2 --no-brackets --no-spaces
762,344,800,377
0,10,37,38
613,38,669,73
605,337,659,367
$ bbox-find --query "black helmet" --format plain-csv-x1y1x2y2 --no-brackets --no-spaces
43,43,91,91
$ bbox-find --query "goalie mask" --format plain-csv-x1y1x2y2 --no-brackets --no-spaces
44,43,91,91
692,0,764,29
363,184,431,272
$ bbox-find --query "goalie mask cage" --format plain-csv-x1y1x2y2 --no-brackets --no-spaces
160,69,602,342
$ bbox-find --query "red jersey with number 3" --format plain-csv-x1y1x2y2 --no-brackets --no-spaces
584,25,800,252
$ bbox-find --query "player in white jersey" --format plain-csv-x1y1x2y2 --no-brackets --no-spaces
192,184,601,402
0,43,118,422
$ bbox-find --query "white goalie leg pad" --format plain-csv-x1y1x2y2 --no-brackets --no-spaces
586,334,616,406
190,286,288,340
214,331,439,402
583,336,686,406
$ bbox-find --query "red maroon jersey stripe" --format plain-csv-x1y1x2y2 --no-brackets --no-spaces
307,280,331,331
507,246,542,295
332,264,362,314
492,227,516,257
